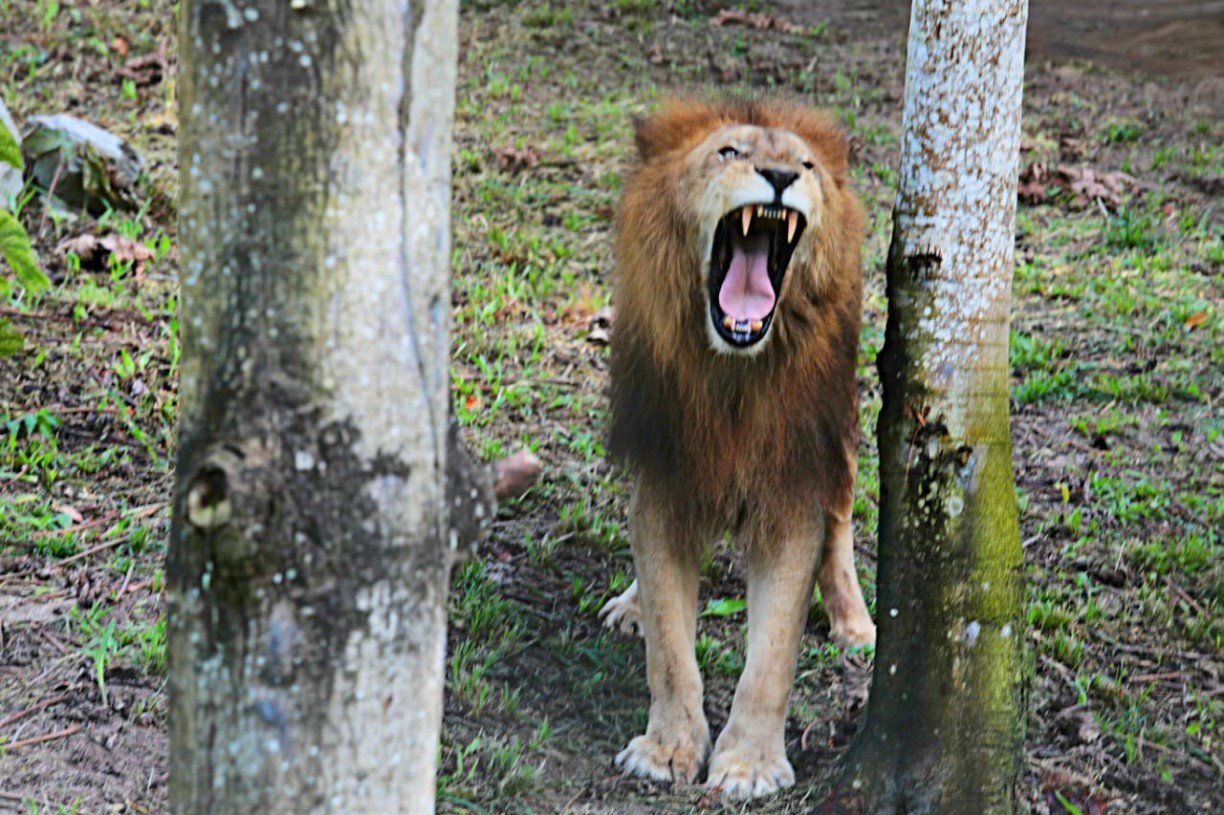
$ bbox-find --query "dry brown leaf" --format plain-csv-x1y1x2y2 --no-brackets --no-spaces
1018,161,1049,204
711,8,805,35
99,234,155,265
1058,136,1090,161
493,145,540,173
57,234,102,264
52,503,85,524
57,233,154,272
1184,310,1208,329
1055,165,1136,209
116,41,168,87
1017,163,1137,210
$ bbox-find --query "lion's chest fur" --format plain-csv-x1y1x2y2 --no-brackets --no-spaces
608,325,857,543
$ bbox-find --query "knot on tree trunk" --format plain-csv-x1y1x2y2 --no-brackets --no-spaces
183,441,278,577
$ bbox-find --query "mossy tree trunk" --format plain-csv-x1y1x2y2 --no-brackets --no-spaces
169,1,467,813
831,0,1029,812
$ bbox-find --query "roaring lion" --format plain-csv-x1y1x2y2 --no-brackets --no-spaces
600,97,876,799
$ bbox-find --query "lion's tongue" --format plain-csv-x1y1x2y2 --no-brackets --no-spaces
718,234,775,321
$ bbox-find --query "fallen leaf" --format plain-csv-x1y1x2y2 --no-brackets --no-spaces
52,503,85,524
493,145,540,173
1055,165,1136,210
111,37,130,58
1059,136,1089,161
117,55,165,87
711,8,805,35
1018,161,1048,204
57,232,154,272
99,233,155,265
1184,310,1207,329
116,41,168,87
463,394,481,412
1018,163,1137,210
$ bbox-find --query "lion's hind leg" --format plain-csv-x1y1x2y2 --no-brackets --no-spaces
818,495,876,648
599,578,642,636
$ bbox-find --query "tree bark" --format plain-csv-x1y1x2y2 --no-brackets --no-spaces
830,1,1029,812
169,2,466,813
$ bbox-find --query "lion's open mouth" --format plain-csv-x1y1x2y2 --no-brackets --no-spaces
708,204,807,347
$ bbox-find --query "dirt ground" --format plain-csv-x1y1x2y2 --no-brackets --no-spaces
1,1,1220,813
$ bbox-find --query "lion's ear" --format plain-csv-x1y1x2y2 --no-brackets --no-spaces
633,100,720,162
634,114,674,161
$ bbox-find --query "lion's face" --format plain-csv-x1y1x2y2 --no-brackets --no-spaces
680,124,826,355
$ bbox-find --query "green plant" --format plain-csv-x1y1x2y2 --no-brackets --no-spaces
0,124,51,356
69,604,121,704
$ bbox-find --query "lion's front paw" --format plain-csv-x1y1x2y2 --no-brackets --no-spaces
830,616,876,649
599,579,641,637
706,743,795,799
615,728,710,784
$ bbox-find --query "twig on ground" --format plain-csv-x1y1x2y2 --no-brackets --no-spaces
4,724,81,752
0,694,71,729
33,626,71,656
31,514,118,540
117,560,136,599
54,535,130,567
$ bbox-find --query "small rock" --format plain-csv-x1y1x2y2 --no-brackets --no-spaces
492,450,543,500
22,114,146,215
0,98,21,210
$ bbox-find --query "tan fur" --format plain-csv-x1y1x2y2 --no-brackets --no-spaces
605,96,876,799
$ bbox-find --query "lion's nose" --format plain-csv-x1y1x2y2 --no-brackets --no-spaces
756,168,799,197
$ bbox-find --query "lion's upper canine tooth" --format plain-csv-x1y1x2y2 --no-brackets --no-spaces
723,315,734,329
750,320,763,332
787,211,798,242
741,206,752,237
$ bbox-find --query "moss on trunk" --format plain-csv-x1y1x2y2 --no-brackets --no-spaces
826,1,1030,811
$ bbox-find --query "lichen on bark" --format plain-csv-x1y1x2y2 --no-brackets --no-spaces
170,2,461,813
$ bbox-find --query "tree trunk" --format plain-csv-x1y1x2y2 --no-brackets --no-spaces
831,1,1029,812
169,2,467,812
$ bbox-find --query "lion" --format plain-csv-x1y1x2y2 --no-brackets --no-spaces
599,97,876,799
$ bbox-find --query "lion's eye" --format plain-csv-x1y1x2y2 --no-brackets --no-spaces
718,146,741,159
802,160,815,171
